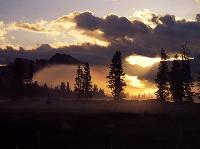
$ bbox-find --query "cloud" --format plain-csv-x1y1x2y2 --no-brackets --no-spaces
0,22,7,41
194,0,200,2
73,11,200,58
6,12,109,48
75,11,151,42
125,54,161,67
0,21,21,49
125,75,145,88
10,12,77,34
130,9,161,29
2,10,200,58
196,14,200,22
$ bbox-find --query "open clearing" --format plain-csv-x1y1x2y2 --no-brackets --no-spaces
1,99,200,149
0,99,200,114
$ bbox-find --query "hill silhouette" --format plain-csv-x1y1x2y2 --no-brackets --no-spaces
0,53,83,85
49,53,82,65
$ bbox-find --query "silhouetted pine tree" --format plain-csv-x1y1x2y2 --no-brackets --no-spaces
66,82,71,95
93,84,99,96
99,88,105,97
181,45,194,102
60,82,66,96
155,48,169,101
74,65,84,98
107,51,126,100
12,59,26,98
169,54,184,102
83,63,93,99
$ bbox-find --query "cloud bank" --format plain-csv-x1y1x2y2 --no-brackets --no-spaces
1,10,200,57
0,10,200,94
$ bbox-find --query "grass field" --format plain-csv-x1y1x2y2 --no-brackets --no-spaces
0,98,200,114
0,99,200,149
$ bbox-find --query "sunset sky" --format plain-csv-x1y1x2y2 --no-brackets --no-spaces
1,0,200,97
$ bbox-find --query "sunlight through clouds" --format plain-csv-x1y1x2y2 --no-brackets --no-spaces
4,11,110,49
130,9,161,28
125,54,194,68
124,74,157,97
125,75,145,88
125,55,161,67
0,22,7,41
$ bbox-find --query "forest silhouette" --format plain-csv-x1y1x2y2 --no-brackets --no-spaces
0,45,199,102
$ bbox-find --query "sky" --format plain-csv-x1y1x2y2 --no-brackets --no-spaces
0,0,200,97
0,0,200,22
1,0,200,49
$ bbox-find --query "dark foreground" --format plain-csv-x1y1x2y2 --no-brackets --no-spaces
0,100,200,149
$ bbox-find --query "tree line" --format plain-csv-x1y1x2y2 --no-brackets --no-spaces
155,45,200,102
73,51,126,100
0,51,126,100
1,47,200,102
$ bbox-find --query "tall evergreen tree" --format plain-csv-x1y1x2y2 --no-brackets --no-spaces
83,63,93,99
60,82,66,96
181,45,194,102
93,84,99,96
107,51,126,100
99,88,105,97
66,82,71,94
155,48,169,101
74,65,84,98
169,54,184,102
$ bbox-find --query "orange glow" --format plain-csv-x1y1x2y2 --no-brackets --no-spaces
125,54,194,68
33,65,156,99
125,75,144,88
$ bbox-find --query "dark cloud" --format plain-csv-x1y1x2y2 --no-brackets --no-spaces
196,14,200,22
0,43,133,66
13,22,47,32
151,14,160,24
75,12,103,30
75,12,151,40
74,12,200,57
159,15,176,26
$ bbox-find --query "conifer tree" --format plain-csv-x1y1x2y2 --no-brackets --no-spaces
74,65,84,98
83,63,93,99
60,82,66,95
93,84,99,96
169,54,184,102
99,88,105,97
155,48,169,101
66,82,71,94
107,51,126,100
181,45,194,102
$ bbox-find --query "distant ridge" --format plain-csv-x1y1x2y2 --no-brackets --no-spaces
49,53,82,65
0,53,84,81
